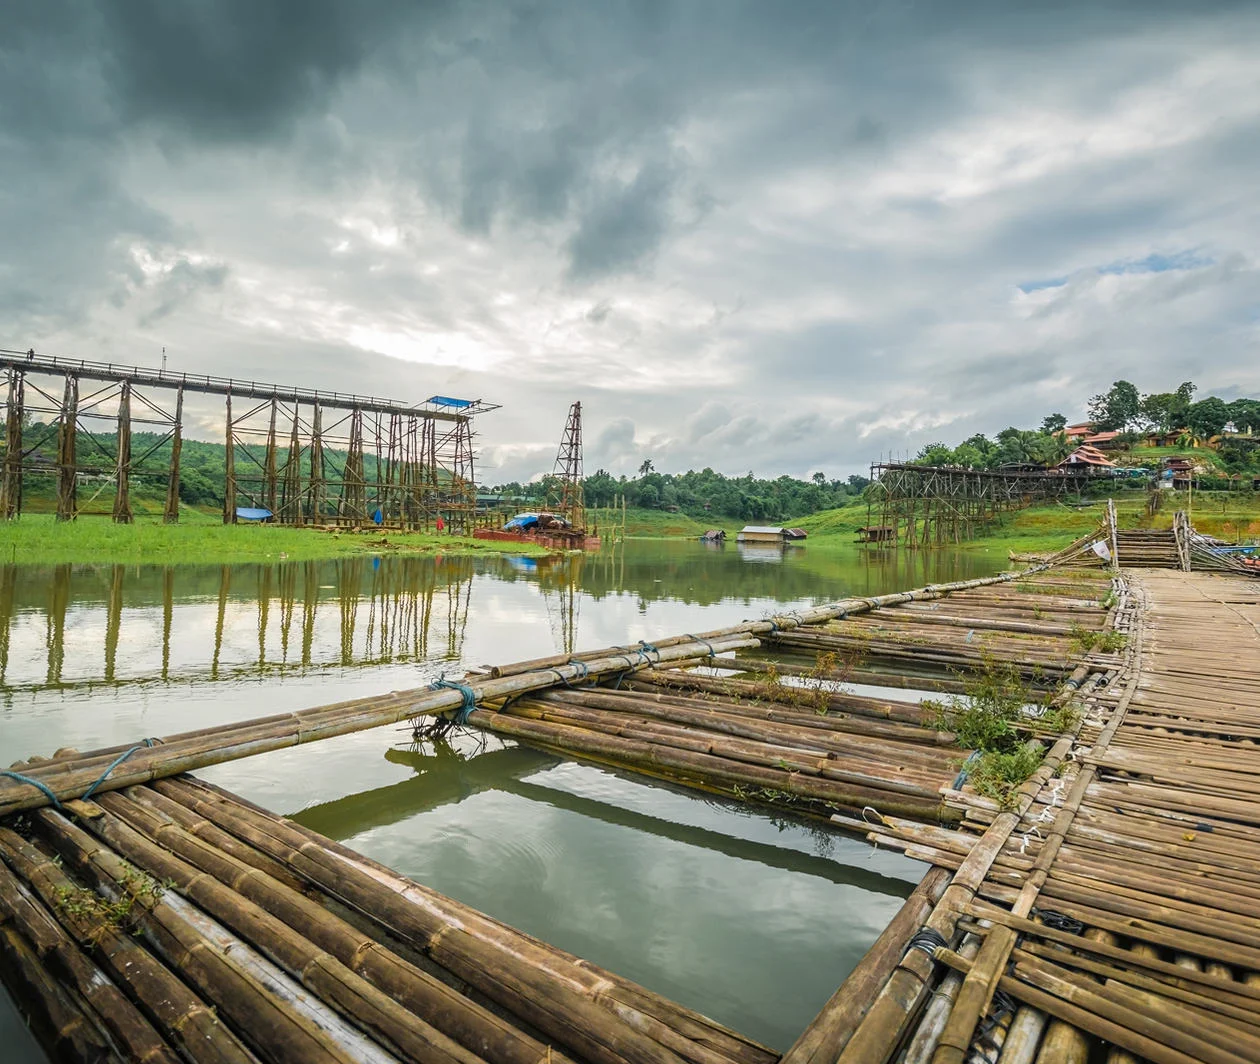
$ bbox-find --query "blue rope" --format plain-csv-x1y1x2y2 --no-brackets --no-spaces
430,675,479,724
82,738,159,801
0,771,64,809
685,634,716,658
951,750,982,789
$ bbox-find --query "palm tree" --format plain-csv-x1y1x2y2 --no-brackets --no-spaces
638,458,654,477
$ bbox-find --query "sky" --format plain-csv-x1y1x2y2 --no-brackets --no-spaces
3,1,1259,484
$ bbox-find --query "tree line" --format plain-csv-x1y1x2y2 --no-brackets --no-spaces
913,380,1260,474
492,466,872,522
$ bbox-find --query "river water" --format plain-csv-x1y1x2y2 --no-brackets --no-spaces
0,539,1004,1056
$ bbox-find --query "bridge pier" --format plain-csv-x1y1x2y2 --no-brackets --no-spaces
55,375,78,521
308,402,324,522
111,381,132,524
222,392,235,524
1,369,24,519
163,386,183,523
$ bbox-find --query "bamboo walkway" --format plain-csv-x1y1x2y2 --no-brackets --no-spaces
825,567,1260,1064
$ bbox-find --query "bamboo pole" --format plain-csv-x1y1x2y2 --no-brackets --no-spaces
159,775,775,1064
781,867,951,1064
0,856,179,1063
0,633,757,816
30,810,399,1064
95,785,575,1064
0,827,256,1064
67,796,492,1064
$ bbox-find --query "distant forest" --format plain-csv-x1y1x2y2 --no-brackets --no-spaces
13,421,871,522
912,380,1260,474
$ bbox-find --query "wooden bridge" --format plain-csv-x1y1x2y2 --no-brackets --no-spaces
0,349,496,530
2,518,1258,1063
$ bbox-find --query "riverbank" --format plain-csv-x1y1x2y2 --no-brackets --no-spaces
0,514,550,566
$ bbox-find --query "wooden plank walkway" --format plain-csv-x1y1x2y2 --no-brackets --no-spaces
833,568,1260,1063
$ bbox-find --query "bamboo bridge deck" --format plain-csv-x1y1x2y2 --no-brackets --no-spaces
2,552,1258,1063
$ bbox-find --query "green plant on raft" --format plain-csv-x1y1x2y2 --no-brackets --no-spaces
927,654,1040,751
54,866,167,945
968,744,1045,807
1069,622,1128,655
1036,702,1082,735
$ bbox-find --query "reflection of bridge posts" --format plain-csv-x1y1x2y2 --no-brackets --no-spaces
162,568,174,680
278,563,296,664
104,565,124,681
212,566,230,679
0,566,14,685
301,562,318,666
257,566,272,667
338,558,359,664
45,565,70,685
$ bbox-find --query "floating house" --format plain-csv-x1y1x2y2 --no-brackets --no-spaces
856,525,896,543
736,525,786,544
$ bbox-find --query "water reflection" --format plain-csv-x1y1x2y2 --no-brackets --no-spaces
0,542,1002,698
0,555,478,696
0,540,1003,1056
295,739,912,898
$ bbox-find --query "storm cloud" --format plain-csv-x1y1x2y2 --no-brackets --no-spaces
2,0,1258,482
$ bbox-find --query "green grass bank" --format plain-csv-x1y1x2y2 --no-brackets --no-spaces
0,514,549,567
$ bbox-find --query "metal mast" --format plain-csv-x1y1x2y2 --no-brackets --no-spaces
552,401,584,532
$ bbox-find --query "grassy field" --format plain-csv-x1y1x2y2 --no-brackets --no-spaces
0,514,548,566
593,507,739,538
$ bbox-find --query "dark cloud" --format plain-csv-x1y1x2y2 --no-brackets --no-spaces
2,0,1259,482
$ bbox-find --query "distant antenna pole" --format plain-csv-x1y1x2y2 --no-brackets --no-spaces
161,346,167,373
552,401,585,531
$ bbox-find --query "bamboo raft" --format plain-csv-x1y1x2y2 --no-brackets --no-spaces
3,531,1256,1063
814,567,1260,1063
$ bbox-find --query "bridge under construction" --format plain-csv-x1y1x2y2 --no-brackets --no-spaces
0,349,497,531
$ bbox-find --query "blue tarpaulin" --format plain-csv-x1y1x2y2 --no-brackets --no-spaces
503,512,541,530
426,395,474,408
235,507,273,521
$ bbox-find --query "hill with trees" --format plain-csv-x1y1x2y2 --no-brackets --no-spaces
912,380,1260,475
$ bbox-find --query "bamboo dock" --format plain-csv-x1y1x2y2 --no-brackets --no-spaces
3,515,1259,1063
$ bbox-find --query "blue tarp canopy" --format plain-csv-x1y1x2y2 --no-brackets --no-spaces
426,395,474,409
235,507,273,521
503,512,541,530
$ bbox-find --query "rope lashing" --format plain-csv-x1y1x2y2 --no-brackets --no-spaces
0,771,64,809
430,675,479,724
82,738,160,801
951,749,982,789
637,640,661,666
566,659,590,680
1035,909,1085,935
684,634,716,658
905,927,948,960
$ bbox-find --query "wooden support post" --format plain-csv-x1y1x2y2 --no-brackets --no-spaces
308,402,324,523
55,375,78,522
284,405,303,525
343,407,365,523
1,369,25,519
223,392,236,524
264,397,278,516
163,386,183,524
112,381,133,524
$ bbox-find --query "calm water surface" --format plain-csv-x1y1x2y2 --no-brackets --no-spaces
0,540,1004,1055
